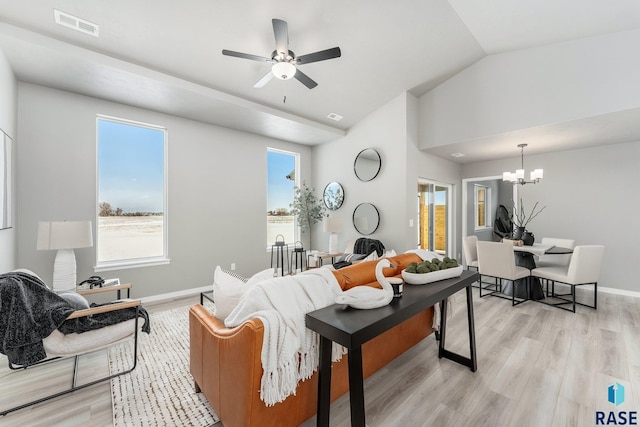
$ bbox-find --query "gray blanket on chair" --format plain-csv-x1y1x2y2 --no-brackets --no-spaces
0,272,150,366
0,272,74,366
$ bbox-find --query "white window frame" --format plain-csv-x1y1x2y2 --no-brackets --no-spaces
474,184,492,231
266,147,300,250
95,115,169,271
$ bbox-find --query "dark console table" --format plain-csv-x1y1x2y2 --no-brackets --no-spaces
305,269,479,427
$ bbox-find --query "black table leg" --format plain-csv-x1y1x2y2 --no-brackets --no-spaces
317,336,332,427
466,285,477,372
437,287,477,372
348,346,365,427
438,299,448,359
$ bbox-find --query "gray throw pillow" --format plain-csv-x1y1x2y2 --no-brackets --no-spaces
337,253,367,263
59,291,90,310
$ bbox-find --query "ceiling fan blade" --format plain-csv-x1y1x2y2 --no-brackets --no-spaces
253,71,274,88
296,47,342,65
222,49,272,62
272,19,289,55
294,69,318,89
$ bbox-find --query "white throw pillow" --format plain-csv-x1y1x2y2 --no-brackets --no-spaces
362,251,379,262
212,266,274,321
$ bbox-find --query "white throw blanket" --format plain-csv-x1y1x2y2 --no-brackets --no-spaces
224,268,346,406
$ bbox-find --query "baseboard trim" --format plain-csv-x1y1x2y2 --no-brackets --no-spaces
565,284,640,299
596,285,640,298
141,285,211,304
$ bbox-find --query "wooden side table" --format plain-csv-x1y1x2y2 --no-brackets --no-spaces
307,252,344,268
77,282,132,300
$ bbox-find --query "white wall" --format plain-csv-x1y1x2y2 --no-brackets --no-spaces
313,92,461,256
16,83,311,298
462,141,640,293
0,49,16,272
419,28,640,149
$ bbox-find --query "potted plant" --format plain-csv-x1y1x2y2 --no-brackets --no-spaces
511,199,546,245
290,182,326,246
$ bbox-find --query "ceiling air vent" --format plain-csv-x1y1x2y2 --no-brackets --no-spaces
54,9,99,37
327,113,343,122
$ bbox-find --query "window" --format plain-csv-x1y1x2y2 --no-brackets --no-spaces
267,148,298,246
96,116,168,269
418,181,450,253
474,184,491,230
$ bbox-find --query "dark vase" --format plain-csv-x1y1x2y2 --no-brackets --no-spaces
522,231,535,246
512,226,525,240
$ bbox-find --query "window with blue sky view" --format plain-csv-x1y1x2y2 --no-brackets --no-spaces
267,148,297,246
97,117,167,265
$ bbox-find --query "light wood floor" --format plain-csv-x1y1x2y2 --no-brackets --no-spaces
2,288,639,426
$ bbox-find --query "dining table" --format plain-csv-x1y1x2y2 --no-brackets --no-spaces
501,242,574,300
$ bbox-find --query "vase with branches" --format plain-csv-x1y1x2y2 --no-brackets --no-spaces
290,182,326,246
511,199,546,241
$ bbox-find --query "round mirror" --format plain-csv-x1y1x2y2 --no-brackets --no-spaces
323,182,344,210
354,148,381,182
352,203,380,235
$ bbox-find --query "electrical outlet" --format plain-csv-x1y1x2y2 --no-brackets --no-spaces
231,263,236,271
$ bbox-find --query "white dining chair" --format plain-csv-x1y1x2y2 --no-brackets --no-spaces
536,237,576,268
531,245,604,313
463,235,479,288
463,235,479,271
477,241,531,306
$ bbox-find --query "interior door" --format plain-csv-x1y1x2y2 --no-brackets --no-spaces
418,181,450,254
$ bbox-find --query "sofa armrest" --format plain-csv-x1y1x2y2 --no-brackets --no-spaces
189,304,266,427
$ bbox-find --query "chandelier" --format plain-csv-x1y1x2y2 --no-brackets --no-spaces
503,143,543,185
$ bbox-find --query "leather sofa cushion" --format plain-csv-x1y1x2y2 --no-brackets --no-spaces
331,253,422,290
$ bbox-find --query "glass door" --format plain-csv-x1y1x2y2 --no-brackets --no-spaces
418,181,451,254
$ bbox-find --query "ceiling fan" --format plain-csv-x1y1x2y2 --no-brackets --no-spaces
222,18,341,89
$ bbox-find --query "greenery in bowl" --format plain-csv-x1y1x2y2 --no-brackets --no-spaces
404,257,459,274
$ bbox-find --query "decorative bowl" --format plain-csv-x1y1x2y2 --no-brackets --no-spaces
401,265,463,285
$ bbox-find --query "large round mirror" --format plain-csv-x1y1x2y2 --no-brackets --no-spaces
353,203,380,235
323,182,344,210
354,148,381,182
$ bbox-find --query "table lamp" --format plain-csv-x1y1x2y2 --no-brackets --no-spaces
37,220,93,291
323,217,343,254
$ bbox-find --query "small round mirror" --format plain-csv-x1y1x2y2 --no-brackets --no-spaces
354,148,381,182
323,182,344,210
353,203,380,235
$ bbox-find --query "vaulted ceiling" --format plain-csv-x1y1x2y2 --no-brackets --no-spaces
1,0,640,158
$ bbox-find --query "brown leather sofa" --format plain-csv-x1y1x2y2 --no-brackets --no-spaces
189,253,433,427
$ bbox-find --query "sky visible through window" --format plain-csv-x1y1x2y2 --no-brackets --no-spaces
267,150,295,213
98,119,164,213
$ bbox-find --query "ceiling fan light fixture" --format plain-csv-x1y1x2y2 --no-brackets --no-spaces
272,62,296,80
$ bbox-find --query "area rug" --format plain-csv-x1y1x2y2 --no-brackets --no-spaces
109,305,220,426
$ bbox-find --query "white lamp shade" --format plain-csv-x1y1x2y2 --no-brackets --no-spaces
37,221,93,250
530,169,544,180
272,62,296,80
515,169,525,180
323,217,344,233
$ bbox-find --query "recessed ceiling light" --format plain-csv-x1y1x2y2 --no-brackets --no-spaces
327,113,343,122
54,9,99,37
451,152,465,157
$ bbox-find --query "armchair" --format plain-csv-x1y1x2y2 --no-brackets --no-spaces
0,271,147,416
